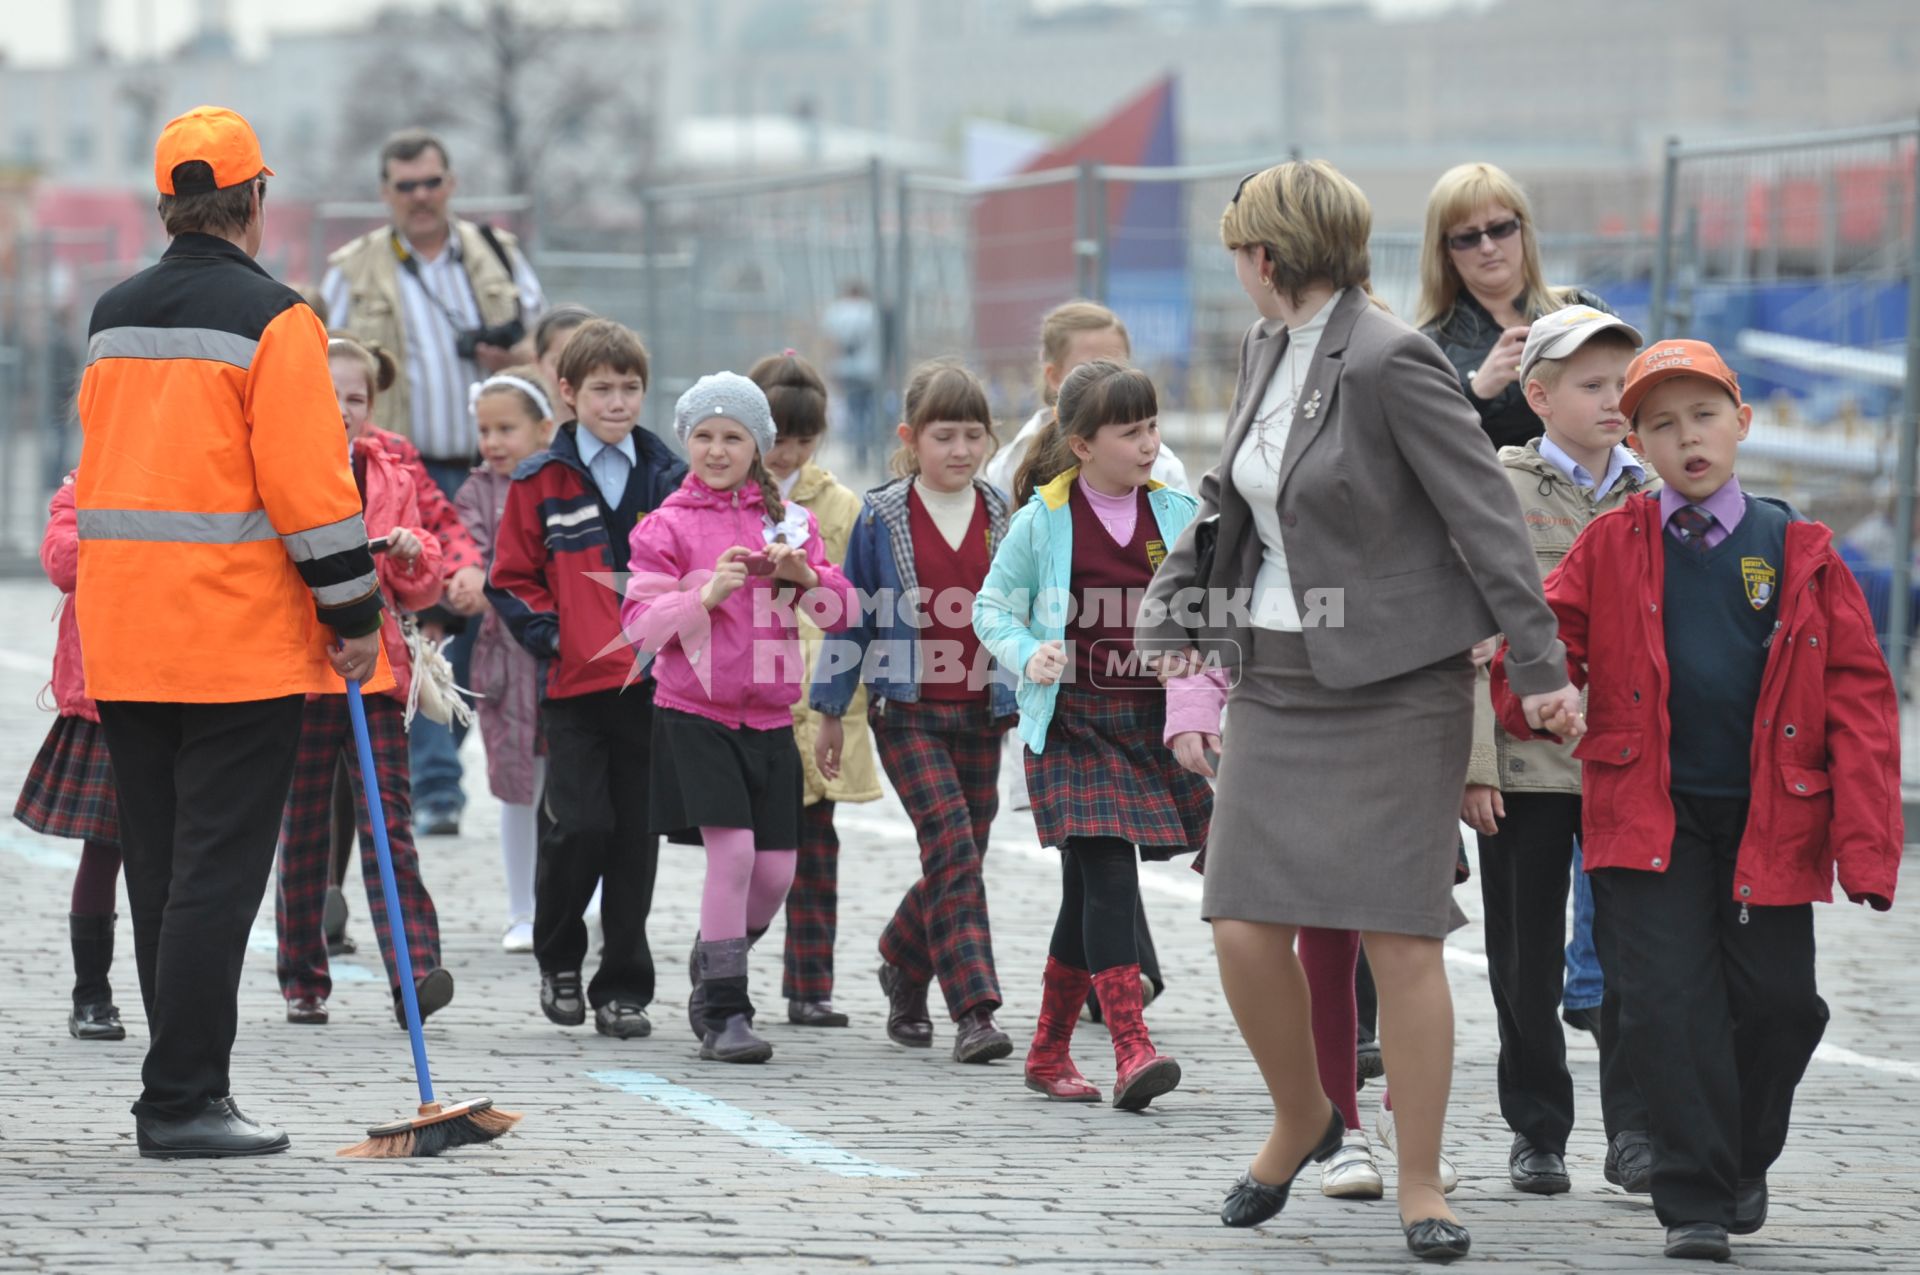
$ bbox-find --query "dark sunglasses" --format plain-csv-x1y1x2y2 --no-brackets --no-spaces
1446,217,1522,252
391,175,446,196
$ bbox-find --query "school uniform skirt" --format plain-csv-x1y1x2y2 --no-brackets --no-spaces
1026,684,1209,860
651,706,804,849
14,714,119,846
1203,627,1471,939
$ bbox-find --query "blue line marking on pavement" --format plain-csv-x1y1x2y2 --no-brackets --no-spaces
588,1070,919,1179
1,831,80,870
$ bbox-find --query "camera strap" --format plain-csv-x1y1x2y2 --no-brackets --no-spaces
390,223,522,337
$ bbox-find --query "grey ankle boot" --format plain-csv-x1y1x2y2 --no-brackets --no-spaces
695,937,772,1063
687,927,769,1041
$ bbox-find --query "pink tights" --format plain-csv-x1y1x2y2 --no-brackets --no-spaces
698,826,797,941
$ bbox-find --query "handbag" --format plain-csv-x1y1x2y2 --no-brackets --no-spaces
1191,514,1219,590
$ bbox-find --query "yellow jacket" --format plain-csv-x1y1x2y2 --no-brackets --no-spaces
789,464,881,805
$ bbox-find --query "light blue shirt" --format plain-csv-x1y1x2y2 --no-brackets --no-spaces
576,429,637,509
1538,436,1645,501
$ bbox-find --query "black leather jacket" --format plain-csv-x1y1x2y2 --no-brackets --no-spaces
1420,287,1612,452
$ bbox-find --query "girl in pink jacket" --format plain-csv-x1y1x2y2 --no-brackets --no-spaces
15,473,126,1041
623,372,854,1064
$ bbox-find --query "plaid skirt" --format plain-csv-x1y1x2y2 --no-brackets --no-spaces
14,714,120,846
1026,685,1209,861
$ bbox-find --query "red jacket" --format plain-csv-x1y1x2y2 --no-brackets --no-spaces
349,435,445,704
372,426,482,579
1492,492,1900,910
487,424,686,700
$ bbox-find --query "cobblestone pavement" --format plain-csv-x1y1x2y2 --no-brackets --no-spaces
1,578,1916,1274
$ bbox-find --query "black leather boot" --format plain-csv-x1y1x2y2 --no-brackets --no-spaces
69,913,126,1041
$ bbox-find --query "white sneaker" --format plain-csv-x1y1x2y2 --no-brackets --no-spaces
1321,1129,1385,1199
501,920,534,954
1374,1101,1461,1194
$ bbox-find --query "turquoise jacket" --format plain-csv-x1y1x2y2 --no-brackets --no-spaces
972,468,1199,754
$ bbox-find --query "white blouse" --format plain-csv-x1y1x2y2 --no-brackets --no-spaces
1229,290,1344,632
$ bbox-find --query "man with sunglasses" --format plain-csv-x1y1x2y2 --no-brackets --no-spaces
322,128,547,837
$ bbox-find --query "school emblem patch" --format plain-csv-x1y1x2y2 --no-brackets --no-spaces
1740,556,1777,611
1145,538,1168,570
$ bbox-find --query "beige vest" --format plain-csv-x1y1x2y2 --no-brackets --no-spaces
326,219,523,438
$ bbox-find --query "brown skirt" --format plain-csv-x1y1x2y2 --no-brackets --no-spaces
1201,627,1471,938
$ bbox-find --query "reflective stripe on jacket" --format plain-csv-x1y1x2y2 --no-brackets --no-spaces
76,233,384,703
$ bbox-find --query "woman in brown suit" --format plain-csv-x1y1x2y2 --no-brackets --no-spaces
1138,160,1582,1261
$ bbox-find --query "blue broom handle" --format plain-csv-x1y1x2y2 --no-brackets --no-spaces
346,679,436,1107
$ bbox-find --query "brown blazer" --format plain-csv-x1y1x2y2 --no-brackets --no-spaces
1138,287,1568,696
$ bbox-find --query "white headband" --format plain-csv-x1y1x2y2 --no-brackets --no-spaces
469,374,553,423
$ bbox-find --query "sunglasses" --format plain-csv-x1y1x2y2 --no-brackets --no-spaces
391,175,446,196
1446,217,1522,252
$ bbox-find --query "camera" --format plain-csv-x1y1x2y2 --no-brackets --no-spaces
455,317,527,360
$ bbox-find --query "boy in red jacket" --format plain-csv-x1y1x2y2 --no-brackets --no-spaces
1493,339,1900,1263
487,320,687,1038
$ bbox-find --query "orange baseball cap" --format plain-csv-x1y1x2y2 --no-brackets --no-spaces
153,105,274,195
1620,339,1743,421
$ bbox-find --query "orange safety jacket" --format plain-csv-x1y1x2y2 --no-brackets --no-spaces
76,232,389,703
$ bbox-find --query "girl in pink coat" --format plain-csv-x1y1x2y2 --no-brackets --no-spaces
15,473,126,1041
623,372,854,1064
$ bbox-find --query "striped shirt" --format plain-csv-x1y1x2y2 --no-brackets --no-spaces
321,225,545,462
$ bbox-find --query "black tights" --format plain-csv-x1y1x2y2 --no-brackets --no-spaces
1048,836,1143,975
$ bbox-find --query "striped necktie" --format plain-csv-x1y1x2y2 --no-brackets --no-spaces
1669,504,1715,553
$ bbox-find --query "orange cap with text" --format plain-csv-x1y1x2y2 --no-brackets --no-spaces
1621,339,1742,421
153,105,275,196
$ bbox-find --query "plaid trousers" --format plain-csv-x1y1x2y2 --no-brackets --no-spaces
873,699,1008,1021
782,800,840,1001
276,693,441,1002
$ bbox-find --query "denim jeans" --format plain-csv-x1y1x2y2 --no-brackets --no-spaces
408,457,475,819
1563,838,1605,1011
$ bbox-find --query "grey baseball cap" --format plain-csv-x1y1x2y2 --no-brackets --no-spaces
673,371,776,455
1520,305,1644,382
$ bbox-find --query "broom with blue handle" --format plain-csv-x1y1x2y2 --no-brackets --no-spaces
338,677,520,1157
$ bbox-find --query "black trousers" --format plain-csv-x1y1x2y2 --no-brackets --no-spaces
535,688,659,1008
1478,791,1645,1153
97,696,305,1121
1591,793,1828,1227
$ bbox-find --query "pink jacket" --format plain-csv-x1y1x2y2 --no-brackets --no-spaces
351,434,445,705
41,476,94,722
623,475,854,731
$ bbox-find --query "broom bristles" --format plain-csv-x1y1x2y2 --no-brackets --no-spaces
337,1101,522,1158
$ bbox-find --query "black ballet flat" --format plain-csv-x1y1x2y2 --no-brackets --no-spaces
1404,1218,1472,1263
1220,1104,1345,1228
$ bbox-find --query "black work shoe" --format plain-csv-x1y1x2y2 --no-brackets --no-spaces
541,969,586,1026
1561,1005,1602,1037
417,808,460,837
1663,1222,1731,1261
1605,1130,1653,1194
950,1007,1013,1064
1508,1133,1572,1195
879,962,933,1048
788,999,850,1027
1731,1177,1767,1236
394,968,455,1027
1356,1040,1384,1087
135,1096,290,1159
595,1000,653,1039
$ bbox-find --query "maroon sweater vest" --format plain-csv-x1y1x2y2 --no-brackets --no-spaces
1066,481,1161,697
909,485,992,702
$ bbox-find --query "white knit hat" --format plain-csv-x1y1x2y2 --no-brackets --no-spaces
673,372,776,455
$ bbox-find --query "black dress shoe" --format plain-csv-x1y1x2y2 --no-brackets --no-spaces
1355,1040,1384,1087
394,967,455,1027
878,962,933,1048
788,999,850,1027
417,808,460,837
286,996,329,1025
135,1096,290,1159
950,1007,1013,1064
541,969,586,1026
595,1000,653,1039
1664,1222,1731,1261
1730,1177,1767,1236
1404,1218,1472,1263
1561,1005,1601,1038
70,1000,127,1041
1220,1104,1344,1228
1509,1133,1571,1195
1605,1130,1652,1193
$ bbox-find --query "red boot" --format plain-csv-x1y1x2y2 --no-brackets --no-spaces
1092,964,1181,1111
1024,957,1101,1102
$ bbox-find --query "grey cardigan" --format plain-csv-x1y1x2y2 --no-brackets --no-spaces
1137,288,1568,696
